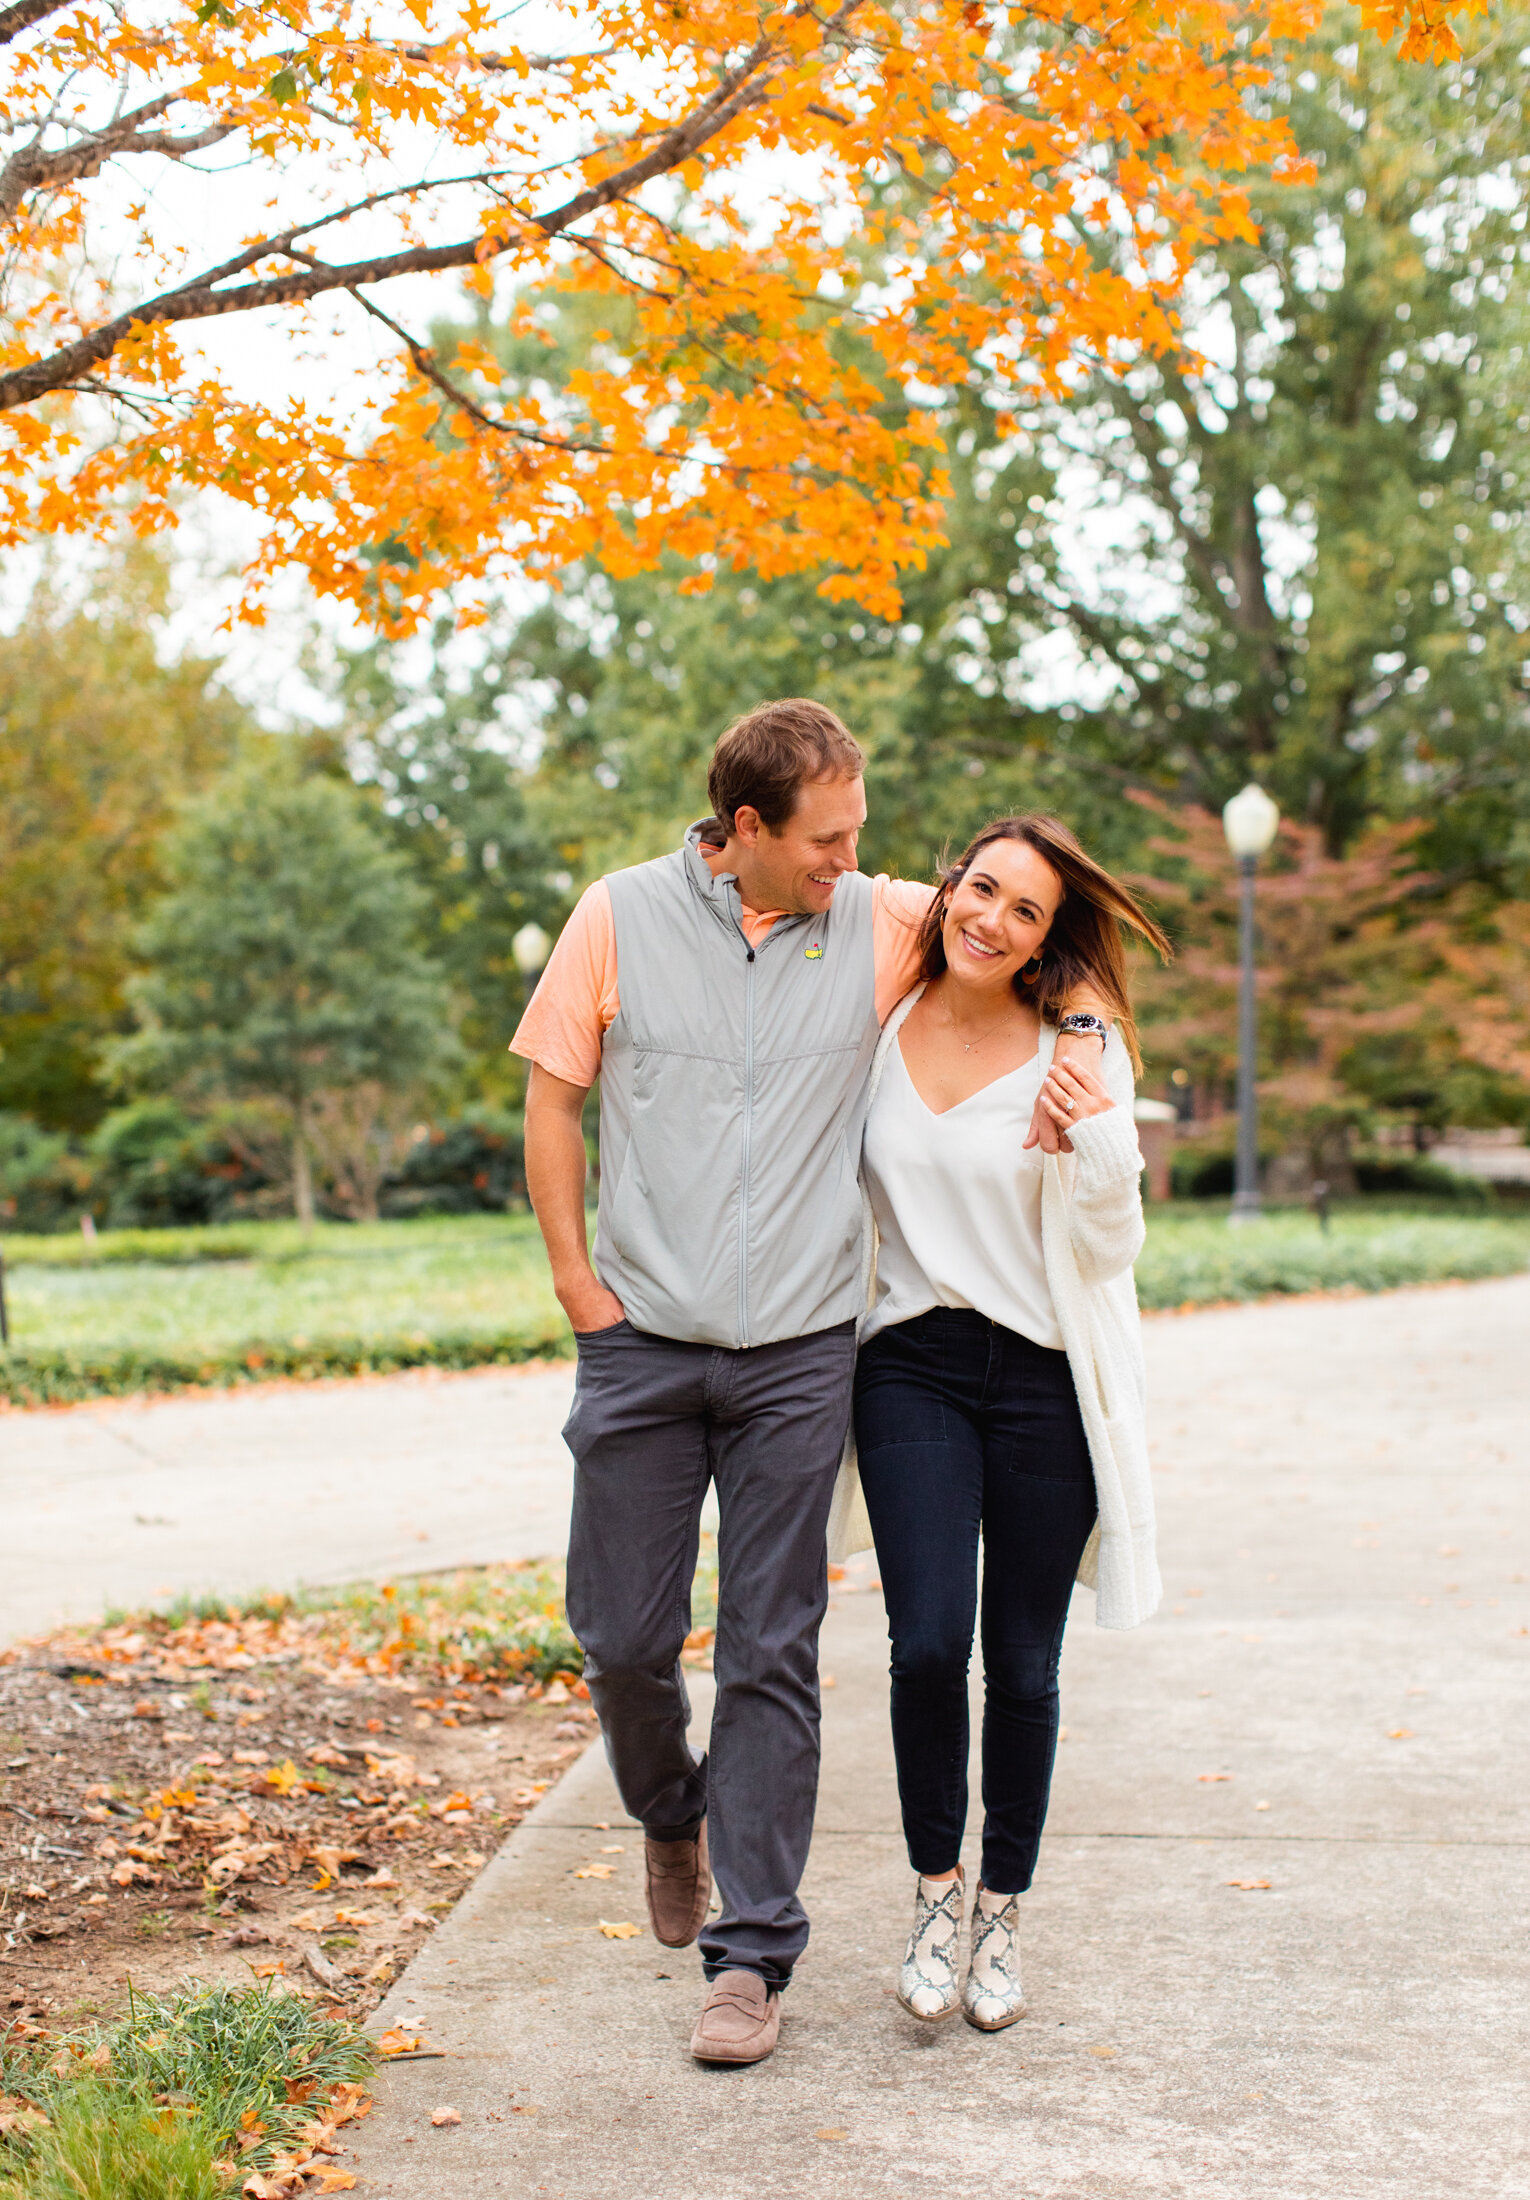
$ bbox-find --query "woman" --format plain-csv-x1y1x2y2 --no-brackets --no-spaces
843,815,1169,2031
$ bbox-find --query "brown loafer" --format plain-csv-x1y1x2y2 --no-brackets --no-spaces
643,1820,711,1948
689,1968,780,2065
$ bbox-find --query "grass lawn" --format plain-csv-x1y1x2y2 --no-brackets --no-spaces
2,1202,1527,1404
3,1213,561,1355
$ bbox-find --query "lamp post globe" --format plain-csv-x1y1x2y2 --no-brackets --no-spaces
1222,784,1279,1224
1222,782,1280,861
512,922,551,984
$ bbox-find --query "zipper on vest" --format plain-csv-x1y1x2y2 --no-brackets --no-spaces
737,943,756,1347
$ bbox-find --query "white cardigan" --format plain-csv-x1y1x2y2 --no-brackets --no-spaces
828,988,1161,1632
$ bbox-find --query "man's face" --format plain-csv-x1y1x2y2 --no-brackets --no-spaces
729,772,867,917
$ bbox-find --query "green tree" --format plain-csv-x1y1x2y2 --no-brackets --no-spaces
109,763,457,1226
338,637,563,1101
1006,11,1530,870
0,550,244,1130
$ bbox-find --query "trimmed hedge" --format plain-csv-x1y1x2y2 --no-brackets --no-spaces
1135,1210,1530,1311
3,1224,269,1267
0,1323,572,1406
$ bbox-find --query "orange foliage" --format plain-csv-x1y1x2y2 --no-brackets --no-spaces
0,0,1471,629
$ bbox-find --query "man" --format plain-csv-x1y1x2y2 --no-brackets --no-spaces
512,699,1104,2064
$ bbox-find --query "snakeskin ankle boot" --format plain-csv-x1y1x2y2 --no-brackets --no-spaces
962,1883,1025,2030
897,1866,965,2021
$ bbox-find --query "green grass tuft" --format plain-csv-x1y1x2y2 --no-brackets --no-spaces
0,1982,373,2192
0,2079,223,2200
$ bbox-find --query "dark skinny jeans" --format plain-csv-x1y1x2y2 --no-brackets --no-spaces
853,1306,1098,1894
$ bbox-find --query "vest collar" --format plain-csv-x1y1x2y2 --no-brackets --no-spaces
681,820,810,940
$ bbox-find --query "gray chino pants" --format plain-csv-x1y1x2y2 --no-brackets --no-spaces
562,1316,856,1988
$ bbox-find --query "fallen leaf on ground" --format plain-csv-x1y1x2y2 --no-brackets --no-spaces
362,1869,398,1888
301,1944,344,1993
375,2031,421,2057
575,1865,614,1879
1197,1772,1232,1783
0,2100,49,2138
599,1845,625,1854
231,1749,269,1766
430,2106,462,2126
599,1920,641,1939
1226,1878,1273,1891
308,1845,357,1880
1388,1727,1414,1740
290,1910,324,1933
816,2126,848,2139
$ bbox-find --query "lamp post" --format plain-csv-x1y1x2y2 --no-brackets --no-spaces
512,921,551,997
1221,783,1280,1224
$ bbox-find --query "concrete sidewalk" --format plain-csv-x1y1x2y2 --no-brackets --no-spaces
350,1274,1530,2199
0,1362,579,1638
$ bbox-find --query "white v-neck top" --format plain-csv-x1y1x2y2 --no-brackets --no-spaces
861,1035,1062,1350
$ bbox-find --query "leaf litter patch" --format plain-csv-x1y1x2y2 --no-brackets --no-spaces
0,1567,598,2038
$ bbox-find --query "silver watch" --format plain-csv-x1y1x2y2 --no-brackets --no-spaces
1057,1012,1108,1046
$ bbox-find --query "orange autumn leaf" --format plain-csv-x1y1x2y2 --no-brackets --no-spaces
0,0,1463,633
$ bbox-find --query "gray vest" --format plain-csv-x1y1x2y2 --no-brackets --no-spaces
596,824,880,1349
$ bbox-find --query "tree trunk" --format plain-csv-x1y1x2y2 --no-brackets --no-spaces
292,1110,315,1232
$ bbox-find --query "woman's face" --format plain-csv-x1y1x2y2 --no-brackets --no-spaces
940,835,1064,998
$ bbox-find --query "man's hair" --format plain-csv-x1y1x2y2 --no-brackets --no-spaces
707,700,864,835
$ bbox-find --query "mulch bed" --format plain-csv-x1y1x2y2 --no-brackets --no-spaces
0,1619,593,2033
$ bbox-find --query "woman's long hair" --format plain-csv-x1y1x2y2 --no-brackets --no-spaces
915,815,1171,1071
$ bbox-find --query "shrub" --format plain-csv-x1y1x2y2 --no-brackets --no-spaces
86,1101,222,1229
1352,1154,1490,1201
383,1106,525,1216
0,1113,93,1233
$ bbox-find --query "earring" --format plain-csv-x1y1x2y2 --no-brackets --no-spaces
1020,953,1043,983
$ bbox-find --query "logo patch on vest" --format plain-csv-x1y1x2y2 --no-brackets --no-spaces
803,943,823,960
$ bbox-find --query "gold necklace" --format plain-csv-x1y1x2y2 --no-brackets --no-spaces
941,1006,1012,1054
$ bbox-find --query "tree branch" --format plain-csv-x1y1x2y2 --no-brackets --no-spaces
0,0,73,49
0,94,235,220
0,2,850,413
332,277,614,458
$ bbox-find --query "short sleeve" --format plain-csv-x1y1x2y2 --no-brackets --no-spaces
871,875,934,1022
508,880,619,1089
